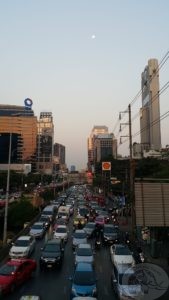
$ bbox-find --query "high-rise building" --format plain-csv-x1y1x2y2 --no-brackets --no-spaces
140,59,161,151
0,104,37,169
53,143,66,171
87,126,108,170
94,133,117,163
37,112,54,175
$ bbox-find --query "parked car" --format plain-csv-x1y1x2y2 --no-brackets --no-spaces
83,222,96,238
110,244,135,266
72,230,87,249
75,244,94,265
0,259,37,295
53,225,69,242
39,239,64,270
29,222,46,239
9,235,36,259
111,263,143,300
70,262,97,298
103,224,119,245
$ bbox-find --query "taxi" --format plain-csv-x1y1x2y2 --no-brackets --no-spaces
73,215,87,230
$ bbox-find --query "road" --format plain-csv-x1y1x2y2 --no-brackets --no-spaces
5,218,117,300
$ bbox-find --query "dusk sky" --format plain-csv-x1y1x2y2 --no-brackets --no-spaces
1,1,169,170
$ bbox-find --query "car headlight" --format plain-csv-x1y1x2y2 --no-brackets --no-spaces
71,288,77,296
92,287,97,296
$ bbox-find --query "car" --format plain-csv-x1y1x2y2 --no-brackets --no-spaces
0,258,37,295
94,215,105,227
103,224,119,245
53,225,69,242
110,244,135,266
72,230,87,249
70,262,97,298
39,238,64,269
53,217,67,231
75,244,94,265
39,215,51,228
73,215,87,230
19,296,41,300
9,235,36,259
29,222,46,239
83,222,96,238
78,206,90,218
111,263,143,300
99,211,110,223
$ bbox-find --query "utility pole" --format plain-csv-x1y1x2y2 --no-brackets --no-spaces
128,104,135,237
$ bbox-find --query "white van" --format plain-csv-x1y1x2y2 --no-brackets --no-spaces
57,206,70,222
41,205,55,222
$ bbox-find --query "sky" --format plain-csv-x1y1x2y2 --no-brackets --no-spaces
0,1,169,170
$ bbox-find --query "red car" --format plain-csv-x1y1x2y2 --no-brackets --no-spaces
0,258,37,294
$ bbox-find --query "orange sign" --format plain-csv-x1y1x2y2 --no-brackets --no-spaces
102,162,111,171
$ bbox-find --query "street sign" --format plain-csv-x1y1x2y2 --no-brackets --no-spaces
102,161,111,171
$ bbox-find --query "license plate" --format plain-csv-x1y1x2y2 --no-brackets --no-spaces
47,264,52,268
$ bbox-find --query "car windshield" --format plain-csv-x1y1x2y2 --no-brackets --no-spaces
59,212,67,216
15,239,29,247
74,232,86,239
32,224,43,230
115,247,131,255
119,273,137,285
0,264,17,276
85,223,95,229
104,227,117,233
40,217,49,222
77,248,92,256
56,227,66,233
74,271,96,285
44,244,60,252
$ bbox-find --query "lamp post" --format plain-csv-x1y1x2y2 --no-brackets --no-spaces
3,132,12,244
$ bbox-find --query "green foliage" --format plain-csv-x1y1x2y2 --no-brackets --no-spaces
7,199,38,230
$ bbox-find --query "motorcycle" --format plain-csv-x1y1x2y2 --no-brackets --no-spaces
95,238,101,249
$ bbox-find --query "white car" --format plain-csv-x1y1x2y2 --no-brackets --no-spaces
29,222,46,239
72,229,87,249
110,244,135,266
9,235,36,258
53,225,69,242
75,243,94,265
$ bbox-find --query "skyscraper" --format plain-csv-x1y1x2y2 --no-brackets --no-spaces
0,104,37,167
37,112,54,175
87,126,108,170
140,59,161,151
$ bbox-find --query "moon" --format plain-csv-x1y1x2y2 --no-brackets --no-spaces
91,35,96,39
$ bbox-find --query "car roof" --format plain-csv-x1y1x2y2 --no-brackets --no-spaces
75,229,85,233
78,243,91,249
46,239,61,245
32,222,44,225
115,263,134,274
17,236,32,240
76,262,93,271
57,225,67,228
104,224,116,228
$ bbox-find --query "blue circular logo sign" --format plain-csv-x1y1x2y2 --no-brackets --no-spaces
24,98,33,108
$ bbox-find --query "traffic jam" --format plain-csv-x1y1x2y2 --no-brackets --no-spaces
0,185,145,300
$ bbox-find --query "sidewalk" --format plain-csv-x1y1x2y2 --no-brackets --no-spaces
118,215,169,274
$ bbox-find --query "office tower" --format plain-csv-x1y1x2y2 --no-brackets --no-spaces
87,126,108,170
53,143,66,171
37,112,54,175
0,104,37,168
94,133,117,163
140,59,161,151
